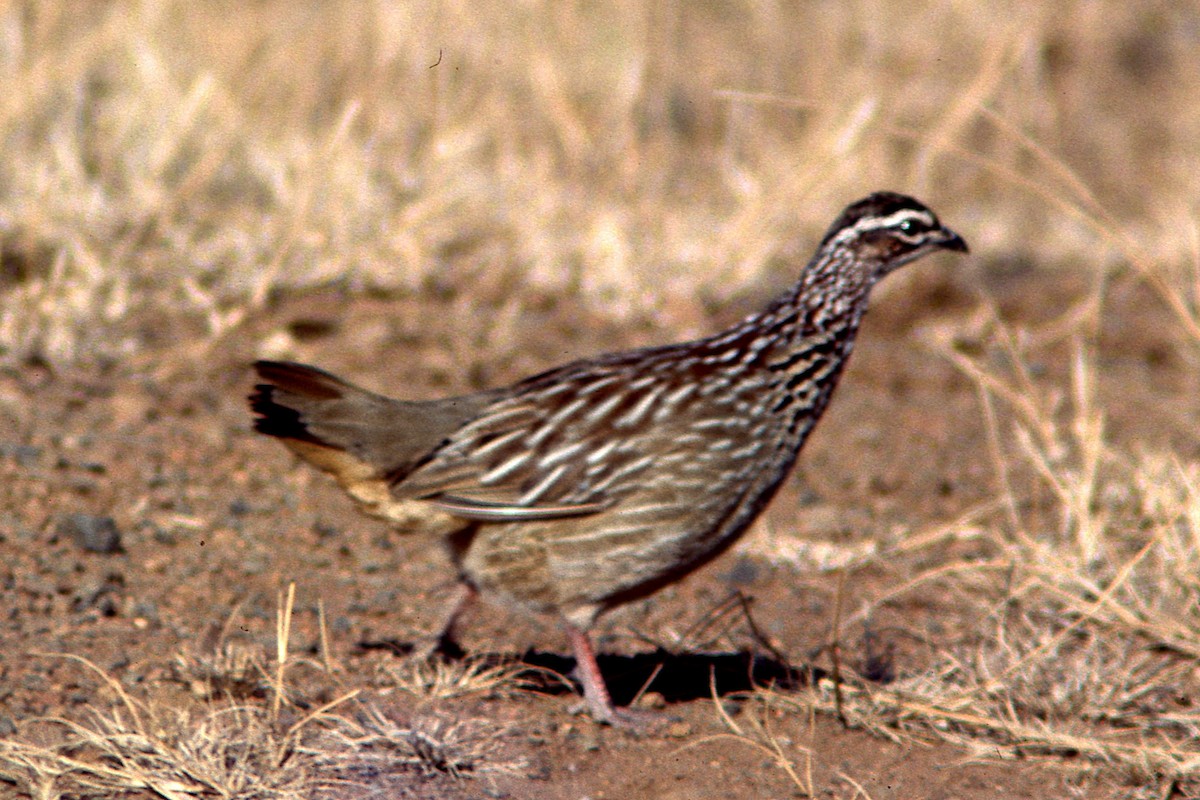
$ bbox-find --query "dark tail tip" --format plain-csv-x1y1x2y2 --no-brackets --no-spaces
249,360,343,445
248,383,318,443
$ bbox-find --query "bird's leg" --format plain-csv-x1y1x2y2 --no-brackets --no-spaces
418,582,477,660
564,622,619,722
564,622,662,730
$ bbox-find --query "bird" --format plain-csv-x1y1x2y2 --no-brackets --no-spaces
248,191,968,727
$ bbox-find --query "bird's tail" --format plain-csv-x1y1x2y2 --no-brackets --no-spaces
249,359,490,490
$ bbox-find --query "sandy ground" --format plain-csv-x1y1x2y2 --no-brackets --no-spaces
3,251,1194,798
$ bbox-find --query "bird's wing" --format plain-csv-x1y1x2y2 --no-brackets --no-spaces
394,355,686,516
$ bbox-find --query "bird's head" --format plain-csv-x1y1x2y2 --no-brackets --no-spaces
819,191,968,279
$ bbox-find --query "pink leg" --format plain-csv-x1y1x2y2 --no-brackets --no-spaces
565,622,620,724
564,623,667,731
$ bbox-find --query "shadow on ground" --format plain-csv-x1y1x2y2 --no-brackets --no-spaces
359,638,814,706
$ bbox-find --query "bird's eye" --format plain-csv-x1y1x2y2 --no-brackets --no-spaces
897,219,919,234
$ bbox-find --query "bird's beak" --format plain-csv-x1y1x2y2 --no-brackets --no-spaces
938,227,969,253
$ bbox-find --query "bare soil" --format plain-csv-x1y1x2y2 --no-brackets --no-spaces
3,256,1193,798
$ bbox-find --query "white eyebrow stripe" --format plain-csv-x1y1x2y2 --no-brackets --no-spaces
829,208,935,247
878,208,934,228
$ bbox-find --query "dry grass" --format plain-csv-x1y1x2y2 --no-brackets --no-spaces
0,676,525,799
172,636,271,702
751,303,1200,793
0,596,525,799
1,1,1196,365
371,654,528,702
0,699,313,800
315,704,525,788
4,0,1200,796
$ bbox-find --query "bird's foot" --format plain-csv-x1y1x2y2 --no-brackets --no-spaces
572,701,669,734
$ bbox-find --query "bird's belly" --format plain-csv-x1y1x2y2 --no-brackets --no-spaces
458,488,743,622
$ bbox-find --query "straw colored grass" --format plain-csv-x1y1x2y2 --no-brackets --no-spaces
753,308,1200,793
0,683,525,799
0,594,525,799
2,2,1196,365
3,1,1200,796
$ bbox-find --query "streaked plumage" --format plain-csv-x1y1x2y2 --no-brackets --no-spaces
249,191,968,725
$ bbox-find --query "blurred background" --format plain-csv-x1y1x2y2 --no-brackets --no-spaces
0,1,1196,366
5,5,1200,795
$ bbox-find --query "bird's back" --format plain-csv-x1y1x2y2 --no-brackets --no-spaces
393,298,860,619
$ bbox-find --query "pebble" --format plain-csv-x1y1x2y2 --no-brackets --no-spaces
57,513,123,554
666,720,693,737
4,443,43,467
721,555,760,587
147,523,177,545
633,691,667,710
73,576,122,616
313,521,339,538
578,727,602,751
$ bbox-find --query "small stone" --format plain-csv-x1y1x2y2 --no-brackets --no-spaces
722,555,760,587
12,444,42,467
633,691,667,710
73,576,123,616
578,727,602,751
58,513,123,554
665,720,693,738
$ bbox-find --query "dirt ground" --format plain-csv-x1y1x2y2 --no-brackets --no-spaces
3,2,1200,797
3,249,1194,798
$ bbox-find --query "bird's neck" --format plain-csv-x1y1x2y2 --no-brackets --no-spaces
758,258,879,350
700,255,880,368
791,254,879,326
